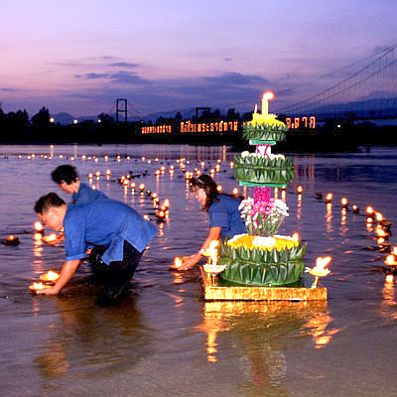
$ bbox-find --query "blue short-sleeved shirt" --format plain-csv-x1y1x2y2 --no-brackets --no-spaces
208,194,247,239
63,199,157,264
72,183,108,205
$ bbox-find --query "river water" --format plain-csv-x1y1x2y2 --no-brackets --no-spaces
0,144,396,397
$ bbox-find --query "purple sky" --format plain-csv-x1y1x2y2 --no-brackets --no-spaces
1,0,396,117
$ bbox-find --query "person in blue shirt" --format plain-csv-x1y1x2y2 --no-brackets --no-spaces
51,164,108,205
178,174,246,270
33,192,157,304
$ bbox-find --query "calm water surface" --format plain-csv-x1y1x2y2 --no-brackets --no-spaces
0,144,397,397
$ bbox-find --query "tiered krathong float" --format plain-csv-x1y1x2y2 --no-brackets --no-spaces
218,92,307,287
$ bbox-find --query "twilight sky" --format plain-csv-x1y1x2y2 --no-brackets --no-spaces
1,0,396,117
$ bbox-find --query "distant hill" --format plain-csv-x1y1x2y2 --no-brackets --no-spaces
51,112,75,125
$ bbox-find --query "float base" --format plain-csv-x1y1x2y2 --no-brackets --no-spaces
200,267,327,301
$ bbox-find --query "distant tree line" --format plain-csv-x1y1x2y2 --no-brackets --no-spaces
0,104,395,146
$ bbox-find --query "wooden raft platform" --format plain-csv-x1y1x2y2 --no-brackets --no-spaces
199,266,327,301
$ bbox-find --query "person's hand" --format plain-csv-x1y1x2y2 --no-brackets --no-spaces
178,253,202,270
35,286,60,295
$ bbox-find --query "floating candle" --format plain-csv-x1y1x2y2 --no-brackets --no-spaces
34,221,45,234
2,235,20,246
340,197,349,208
29,282,50,292
41,233,58,245
325,193,333,203
385,254,397,267
40,270,60,283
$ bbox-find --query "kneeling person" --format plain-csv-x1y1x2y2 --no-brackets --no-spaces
34,193,157,301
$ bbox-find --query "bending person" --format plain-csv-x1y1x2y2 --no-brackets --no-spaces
179,174,246,270
51,164,108,205
34,193,157,304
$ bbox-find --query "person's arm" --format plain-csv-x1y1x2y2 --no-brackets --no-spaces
179,226,221,270
36,259,81,295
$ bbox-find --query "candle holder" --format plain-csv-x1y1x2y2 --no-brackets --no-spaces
2,235,20,246
29,282,51,293
305,256,332,288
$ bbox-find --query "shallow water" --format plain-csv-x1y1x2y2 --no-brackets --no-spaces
0,144,397,397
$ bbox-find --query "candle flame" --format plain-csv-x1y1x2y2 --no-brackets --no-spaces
34,221,44,233
40,270,60,282
375,212,384,222
174,257,183,268
386,274,394,284
385,255,397,266
340,197,348,207
262,91,274,101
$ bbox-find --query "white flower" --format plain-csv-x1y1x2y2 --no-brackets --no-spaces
252,236,276,247
241,151,250,158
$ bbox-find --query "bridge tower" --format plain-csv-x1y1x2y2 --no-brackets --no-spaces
116,98,128,123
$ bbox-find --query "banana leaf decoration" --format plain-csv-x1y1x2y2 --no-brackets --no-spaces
219,241,307,286
234,154,294,185
243,124,288,142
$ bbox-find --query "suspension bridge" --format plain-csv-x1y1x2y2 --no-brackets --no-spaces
277,45,397,121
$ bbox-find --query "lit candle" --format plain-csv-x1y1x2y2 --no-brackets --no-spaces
261,91,274,116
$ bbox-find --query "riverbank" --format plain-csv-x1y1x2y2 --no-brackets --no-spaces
0,123,396,152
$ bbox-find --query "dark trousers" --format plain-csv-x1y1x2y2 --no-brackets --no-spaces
89,241,143,290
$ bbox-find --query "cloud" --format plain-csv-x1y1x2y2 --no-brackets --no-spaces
204,72,270,86
108,71,150,85
109,62,139,68
75,70,150,85
0,87,18,92
76,73,109,79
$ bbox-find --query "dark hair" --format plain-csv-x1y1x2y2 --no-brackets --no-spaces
189,174,219,211
34,192,66,214
51,164,79,184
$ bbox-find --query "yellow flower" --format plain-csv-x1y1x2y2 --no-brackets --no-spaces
248,113,286,128
227,234,299,251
